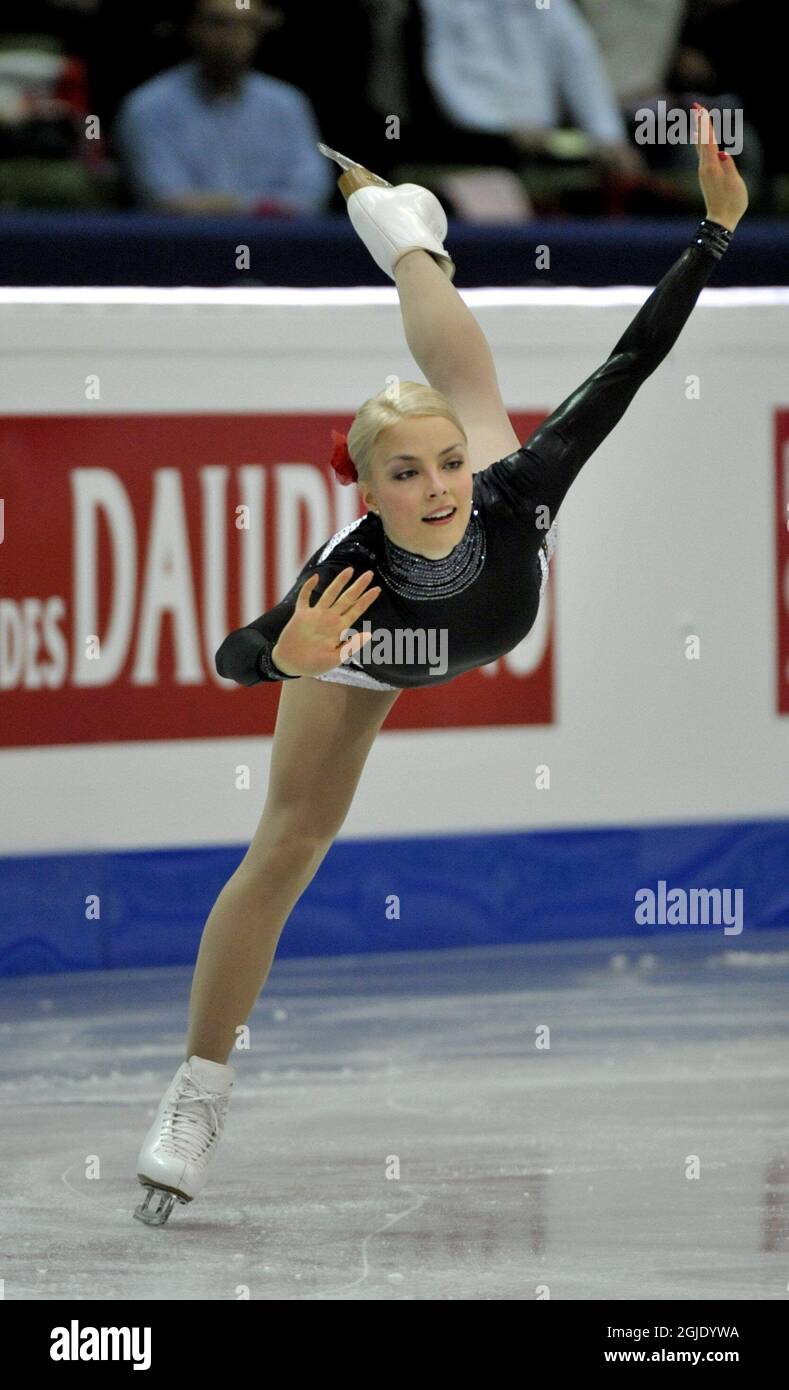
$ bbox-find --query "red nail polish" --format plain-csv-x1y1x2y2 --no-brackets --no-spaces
717,152,728,161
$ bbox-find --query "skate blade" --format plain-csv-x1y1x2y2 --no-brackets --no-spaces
317,142,393,195
317,142,359,171
133,1179,189,1226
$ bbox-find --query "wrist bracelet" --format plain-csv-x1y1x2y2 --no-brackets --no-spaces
693,218,733,260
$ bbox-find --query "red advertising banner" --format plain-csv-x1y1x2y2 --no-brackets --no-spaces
777,410,789,716
0,413,554,747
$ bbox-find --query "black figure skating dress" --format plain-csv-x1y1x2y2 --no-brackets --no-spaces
215,220,732,692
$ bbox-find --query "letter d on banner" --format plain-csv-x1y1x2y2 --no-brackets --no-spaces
71,470,137,685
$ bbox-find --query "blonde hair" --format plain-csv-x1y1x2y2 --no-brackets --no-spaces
346,381,467,487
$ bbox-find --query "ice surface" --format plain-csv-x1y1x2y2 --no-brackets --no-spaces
1,931,788,1301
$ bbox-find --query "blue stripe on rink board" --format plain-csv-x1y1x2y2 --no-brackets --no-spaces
1,820,788,977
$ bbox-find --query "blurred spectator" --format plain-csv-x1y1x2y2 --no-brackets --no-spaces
576,0,686,105
409,0,648,178
580,0,765,195
112,0,332,214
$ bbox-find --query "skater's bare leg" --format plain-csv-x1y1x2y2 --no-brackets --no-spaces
185,677,400,1065
393,248,520,469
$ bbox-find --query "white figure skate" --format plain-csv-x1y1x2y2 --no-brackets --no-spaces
318,142,456,282
133,1054,235,1226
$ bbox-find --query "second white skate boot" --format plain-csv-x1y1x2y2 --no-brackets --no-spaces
318,142,456,282
133,1054,235,1226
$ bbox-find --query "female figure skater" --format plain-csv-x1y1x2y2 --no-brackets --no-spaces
134,106,747,1224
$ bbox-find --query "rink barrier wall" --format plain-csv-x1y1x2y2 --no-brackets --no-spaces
2,818,787,976
1,289,788,975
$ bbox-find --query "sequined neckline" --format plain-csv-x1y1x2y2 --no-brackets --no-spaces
379,502,485,601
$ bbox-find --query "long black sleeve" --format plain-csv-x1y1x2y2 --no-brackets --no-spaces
215,620,293,686
492,219,733,524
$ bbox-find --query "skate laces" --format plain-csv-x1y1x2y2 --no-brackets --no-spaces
161,1072,230,1164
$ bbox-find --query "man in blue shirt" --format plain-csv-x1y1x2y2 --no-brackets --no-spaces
113,0,332,214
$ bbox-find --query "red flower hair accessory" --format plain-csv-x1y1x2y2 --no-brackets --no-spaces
329,429,358,485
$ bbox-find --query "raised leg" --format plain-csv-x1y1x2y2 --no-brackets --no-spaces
393,248,520,470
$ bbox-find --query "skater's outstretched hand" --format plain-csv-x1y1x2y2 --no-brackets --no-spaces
271,567,382,677
693,101,748,231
